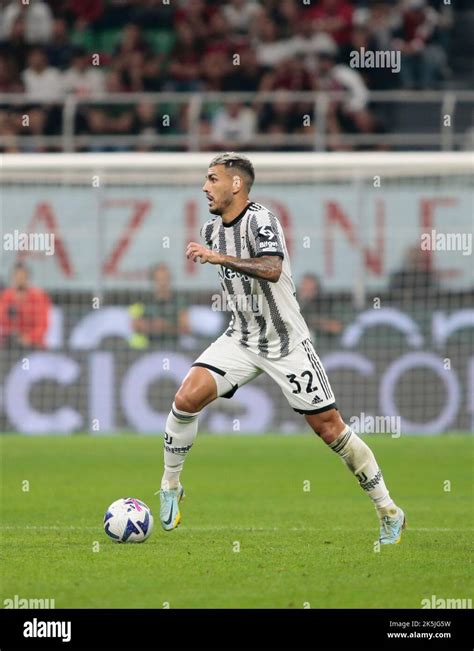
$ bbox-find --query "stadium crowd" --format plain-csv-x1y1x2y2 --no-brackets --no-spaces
0,0,456,151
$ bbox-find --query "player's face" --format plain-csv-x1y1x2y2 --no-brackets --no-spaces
202,166,234,215
12,268,29,291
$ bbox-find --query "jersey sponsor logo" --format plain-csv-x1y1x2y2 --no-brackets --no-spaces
257,225,276,241
259,240,278,249
219,266,250,282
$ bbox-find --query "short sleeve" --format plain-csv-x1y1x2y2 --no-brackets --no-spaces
247,209,284,258
200,218,216,249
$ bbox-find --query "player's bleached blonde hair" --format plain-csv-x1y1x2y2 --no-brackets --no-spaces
208,152,255,191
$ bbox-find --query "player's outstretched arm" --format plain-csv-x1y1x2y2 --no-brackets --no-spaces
186,242,282,283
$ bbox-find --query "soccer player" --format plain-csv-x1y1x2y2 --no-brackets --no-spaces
159,152,405,544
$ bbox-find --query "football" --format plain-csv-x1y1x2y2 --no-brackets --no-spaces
103,497,154,543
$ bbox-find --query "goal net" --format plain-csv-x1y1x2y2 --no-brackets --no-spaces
1,152,473,435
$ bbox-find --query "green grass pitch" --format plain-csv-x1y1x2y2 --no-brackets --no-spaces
1,433,472,608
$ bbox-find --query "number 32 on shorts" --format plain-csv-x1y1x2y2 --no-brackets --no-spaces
286,371,318,394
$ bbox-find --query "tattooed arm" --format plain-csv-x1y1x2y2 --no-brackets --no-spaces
186,242,282,283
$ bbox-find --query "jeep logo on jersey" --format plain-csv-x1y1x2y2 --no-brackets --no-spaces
220,267,249,282
257,225,276,241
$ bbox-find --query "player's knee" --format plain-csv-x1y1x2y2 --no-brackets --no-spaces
174,387,203,414
174,379,214,413
307,409,345,443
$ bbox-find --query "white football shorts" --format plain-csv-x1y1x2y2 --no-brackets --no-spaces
192,334,336,415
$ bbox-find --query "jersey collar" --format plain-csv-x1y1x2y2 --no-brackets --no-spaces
222,202,251,228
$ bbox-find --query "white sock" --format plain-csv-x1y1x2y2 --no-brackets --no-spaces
329,426,396,516
161,402,199,490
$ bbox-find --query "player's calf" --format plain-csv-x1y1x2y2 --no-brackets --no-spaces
158,366,219,530
305,407,345,444
306,412,406,544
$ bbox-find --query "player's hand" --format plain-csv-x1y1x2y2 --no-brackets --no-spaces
186,242,221,265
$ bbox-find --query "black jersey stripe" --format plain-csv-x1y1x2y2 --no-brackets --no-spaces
268,212,284,252
232,222,250,348
232,222,269,355
219,224,250,343
203,220,215,248
248,213,289,356
257,279,290,357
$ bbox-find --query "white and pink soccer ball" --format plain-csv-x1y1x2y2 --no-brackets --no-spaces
104,497,154,543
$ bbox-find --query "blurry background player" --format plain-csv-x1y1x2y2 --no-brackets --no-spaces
297,273,343,337
158,153,406,545
0,261,51,349
129,263,189,350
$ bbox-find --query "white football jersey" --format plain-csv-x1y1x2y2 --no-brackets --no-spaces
201,201,310,359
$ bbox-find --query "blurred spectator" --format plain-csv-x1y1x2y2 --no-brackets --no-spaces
0,16,29,73
1,0,53,44
223,46,266,92
0,262,52,349
222,0,261,34
92,0,132,28
114,23,151,59
103,69,126,93
129,264,189,349
166,22,202,92
69,0,105,31
210,101,257,150
131,100,162,150
120,50,162,92
260,57,314,92
368,1,399,51
287,19,338,73
22,47,63,101
175,0,216,41
112,23,163,92
46,18,77,70
205,12,233,56
342,25,397,90
315,44,375,148
0,55,22,91
129,0,175,28
201,51,230,91
259,98,306,147
297,273,343,336
306,0,354,46
63,48,105,96
389,245,438,299
254,16,295,67
392,0,446,88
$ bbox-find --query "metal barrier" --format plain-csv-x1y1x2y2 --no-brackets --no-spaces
1,90,473,151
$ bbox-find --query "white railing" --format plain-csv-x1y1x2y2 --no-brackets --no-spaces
1,90,473,151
